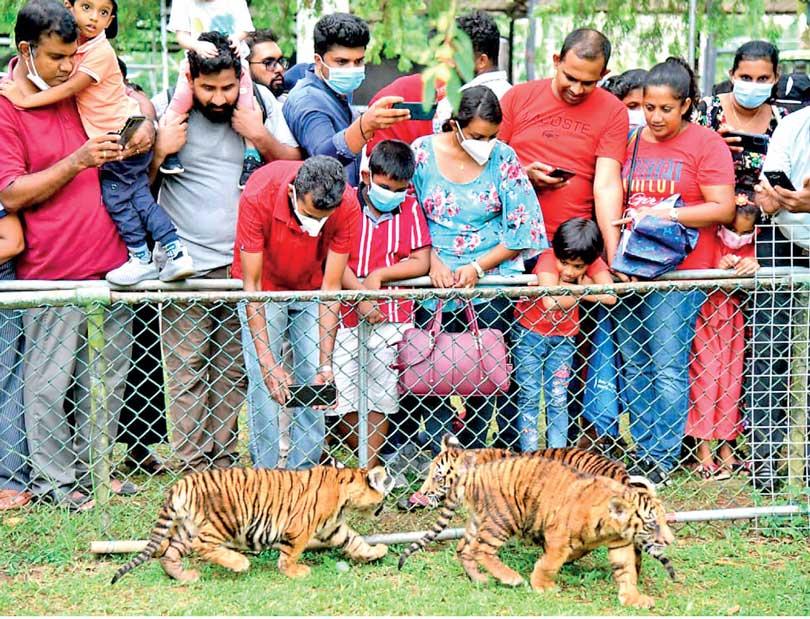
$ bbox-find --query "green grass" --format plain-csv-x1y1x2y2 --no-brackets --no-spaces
0,529,808,615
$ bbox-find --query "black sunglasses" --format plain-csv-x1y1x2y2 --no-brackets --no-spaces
249,57,289,70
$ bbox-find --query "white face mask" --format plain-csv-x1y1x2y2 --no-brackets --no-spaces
717,225,754,250
291,185,328,237
628,108,646,128
25,45,50,91
455,121,496,166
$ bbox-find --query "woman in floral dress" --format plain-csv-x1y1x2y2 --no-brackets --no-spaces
405,85,547,455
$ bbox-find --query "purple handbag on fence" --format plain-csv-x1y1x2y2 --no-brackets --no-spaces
393,299,512,397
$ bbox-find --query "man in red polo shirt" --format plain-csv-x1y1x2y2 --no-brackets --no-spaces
0,0,145,511
499,28,627,265
233,155,359,469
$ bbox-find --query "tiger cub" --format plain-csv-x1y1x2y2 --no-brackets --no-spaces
111,465,393,584
426,454,672,608
399,435,676,580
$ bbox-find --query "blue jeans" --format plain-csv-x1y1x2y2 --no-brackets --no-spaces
613,289,705,471
514,325,575,450
582,305,624,439
239,300,321,469
101,152,178,249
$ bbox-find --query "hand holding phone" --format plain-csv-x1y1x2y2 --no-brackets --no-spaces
764,170,796,192
723,129,770,155
286,383,337,408
117,115,147,147
548,167,577,182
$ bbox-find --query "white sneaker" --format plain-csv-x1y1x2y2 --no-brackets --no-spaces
159,250,195,282
106,255,159,286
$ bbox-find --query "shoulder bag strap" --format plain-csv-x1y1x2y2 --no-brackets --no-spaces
624,127,643,210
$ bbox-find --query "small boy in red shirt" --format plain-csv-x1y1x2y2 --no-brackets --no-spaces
514,218,616,451
330,140,431,468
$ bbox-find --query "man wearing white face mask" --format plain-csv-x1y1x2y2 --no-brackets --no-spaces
282,13,410,187
233,156,360,469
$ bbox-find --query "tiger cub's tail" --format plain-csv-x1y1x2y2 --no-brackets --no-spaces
110,501,177,585
397,498,459,570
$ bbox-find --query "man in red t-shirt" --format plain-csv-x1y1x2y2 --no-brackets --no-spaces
499,28,628,266
233,156,359,469
0,2,151,511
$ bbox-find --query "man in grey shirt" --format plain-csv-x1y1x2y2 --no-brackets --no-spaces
149,32,300,472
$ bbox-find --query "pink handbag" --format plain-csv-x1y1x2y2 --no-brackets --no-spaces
394,300,512,396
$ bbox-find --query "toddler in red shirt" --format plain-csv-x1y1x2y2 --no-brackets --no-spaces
514,218,616,450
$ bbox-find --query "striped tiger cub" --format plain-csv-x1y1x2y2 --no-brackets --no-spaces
111,465,394,584
413,454,673,608
398,435,676,581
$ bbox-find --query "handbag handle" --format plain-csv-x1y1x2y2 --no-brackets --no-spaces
428,299,481,337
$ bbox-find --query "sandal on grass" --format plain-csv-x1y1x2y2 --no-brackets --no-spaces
695,463,731,481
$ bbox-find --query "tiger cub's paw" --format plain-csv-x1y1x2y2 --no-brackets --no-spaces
620,592,655,609
529,576,558,593
366,543,388,561
282,563,311,578
175,569,200,583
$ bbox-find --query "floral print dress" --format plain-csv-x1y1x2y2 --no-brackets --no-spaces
694,95,787,203
411,135,547,308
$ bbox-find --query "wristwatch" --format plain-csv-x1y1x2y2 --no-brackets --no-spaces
470,260,485,278
317,364,333,375
668,208,679,223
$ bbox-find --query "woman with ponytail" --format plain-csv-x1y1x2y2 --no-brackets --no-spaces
614,57,735,486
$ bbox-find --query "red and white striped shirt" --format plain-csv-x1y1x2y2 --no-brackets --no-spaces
341,193,431,327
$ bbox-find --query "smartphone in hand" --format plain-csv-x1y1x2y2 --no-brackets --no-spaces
548,167,576,182
724,130,770,155
764,170,796,192
118,115,147,146
286,383,337,408
391,102,437,121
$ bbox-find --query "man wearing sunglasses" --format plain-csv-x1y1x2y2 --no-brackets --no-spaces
245,29,288,100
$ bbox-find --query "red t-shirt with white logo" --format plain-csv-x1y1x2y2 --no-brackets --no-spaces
622,123,735,270
499,79,629,240
340,192,431,327
515,249,608,337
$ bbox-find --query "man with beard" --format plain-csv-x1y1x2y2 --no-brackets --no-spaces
245,29,288,100
149,31,300,473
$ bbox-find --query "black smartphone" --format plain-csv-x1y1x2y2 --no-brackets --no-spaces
548,167,576,181
118,115,147,146
391,101,437,121
724,130,770,155
286,383,337,408
764,170,796,192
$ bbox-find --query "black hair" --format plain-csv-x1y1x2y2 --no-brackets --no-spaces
456,10,500,66
15,0,78,47
441,85,502,132
187,31,242,79
368,140,416,182
117,56,127,79
313,13,369,57
559,28,611,68
552,218,603,265
294,156,347,212
602,68,648,100
245,29,279,56
732,40,779,74
736,201,760,220
645,56,699,119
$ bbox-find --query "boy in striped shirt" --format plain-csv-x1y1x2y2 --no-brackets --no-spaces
331,140,431,468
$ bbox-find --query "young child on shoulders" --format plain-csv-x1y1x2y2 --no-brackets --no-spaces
686,200,759,480
0,0,194,286
514,218,617,451
330,140,431,473
163,0,259,188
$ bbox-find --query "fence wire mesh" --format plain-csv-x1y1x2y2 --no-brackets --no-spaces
0,269,808,553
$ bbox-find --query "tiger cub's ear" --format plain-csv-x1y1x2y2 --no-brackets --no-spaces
441,434,461,451
367,466,392,494
608,497,632,525
628,475,657,496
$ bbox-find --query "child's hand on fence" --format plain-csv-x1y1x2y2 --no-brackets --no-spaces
453,264,479,289
429,254,455,288
358,300,384,324
718,254,741,270
362,271,383,290
734,257,760,276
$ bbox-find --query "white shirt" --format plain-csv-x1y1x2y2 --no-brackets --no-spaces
433,70,512,133
167,0,254,37
762,106,810,250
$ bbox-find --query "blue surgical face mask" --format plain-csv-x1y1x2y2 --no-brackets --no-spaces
368,180,407,213
321,60,365,95
732,80,773,110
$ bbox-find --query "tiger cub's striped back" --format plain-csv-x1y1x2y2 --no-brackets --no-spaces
111,465,393,584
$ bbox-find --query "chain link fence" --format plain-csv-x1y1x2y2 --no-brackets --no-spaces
0,264,808,553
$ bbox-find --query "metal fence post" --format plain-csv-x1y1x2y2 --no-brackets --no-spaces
788,281,809,488
77,286,113,524
357,319,370,467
